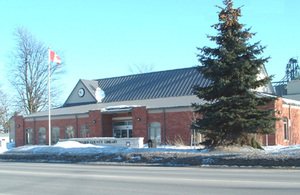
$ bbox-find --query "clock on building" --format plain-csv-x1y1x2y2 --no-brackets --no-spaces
78,88,85,97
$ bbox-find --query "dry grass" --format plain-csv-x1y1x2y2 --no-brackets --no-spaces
166,135,186,147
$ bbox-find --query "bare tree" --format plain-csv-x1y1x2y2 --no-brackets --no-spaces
129,64,154,74
0,89,10,132
10,27,62,114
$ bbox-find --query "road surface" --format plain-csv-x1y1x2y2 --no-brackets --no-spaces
0,162,299,195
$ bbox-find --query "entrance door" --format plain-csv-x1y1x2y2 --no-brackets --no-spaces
113,121,132,138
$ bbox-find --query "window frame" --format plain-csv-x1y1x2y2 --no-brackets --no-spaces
283,118,289,140
38,127,46,145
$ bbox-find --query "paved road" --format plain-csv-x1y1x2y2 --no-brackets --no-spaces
0,162,300,195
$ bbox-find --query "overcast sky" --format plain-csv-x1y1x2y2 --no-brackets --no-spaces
0,0,299,103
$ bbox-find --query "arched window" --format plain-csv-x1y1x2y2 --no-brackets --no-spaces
38,127,46,145
25,128,34,145
65,126,75,139
51,127,60,145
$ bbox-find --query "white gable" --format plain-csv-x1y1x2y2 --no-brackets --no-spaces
255,66,275,94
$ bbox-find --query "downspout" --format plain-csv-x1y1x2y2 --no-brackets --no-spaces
76,115,79,138
34,118,36,144
289,104,291,144
163,108,166,144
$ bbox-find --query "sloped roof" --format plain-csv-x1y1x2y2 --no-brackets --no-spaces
25,66,277,118
97,67,210,103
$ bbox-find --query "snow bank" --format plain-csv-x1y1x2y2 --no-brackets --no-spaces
1,142,300,167
54,141,103,148
2,141,300,158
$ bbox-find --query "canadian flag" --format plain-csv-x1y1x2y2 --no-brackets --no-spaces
49,50,61,64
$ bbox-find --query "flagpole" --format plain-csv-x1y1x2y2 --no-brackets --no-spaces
48,49,52,146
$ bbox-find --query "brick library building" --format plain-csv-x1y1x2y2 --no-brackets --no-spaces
9,67,300,147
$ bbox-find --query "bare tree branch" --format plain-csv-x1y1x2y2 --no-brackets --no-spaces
9,27,63,114
0,89,10,132
129,64,154,74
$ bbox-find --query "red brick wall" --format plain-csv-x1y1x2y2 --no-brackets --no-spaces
13,98,300,147
274,98,300,145
132,107,147,139
102,114,112,137
259,98,300,146
290,106,300,144
14,115,24,147
165,111,193,145
259,134,276,146
275,98,286,145
33,120,49,144
88,110,102,137
148,109,193,145
15,111,103,145
51,118,78,139
47,113,103,141
13,107,195,146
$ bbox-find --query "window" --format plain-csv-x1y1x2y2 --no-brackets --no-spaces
25,128,34,145
51,127,60,145
283,118,289,140
38,127,46,145
80,125,90,138
148,122,161,145
65,126,75,139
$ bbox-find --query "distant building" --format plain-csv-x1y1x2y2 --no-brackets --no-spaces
0,133,9,149
273,58,300,101
9,66,300,147
283,79,300,101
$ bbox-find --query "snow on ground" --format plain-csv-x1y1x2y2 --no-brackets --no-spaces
263,144,300,156
0,147,7,154
1,141,204,155
1,140,300,156
1,141,300,167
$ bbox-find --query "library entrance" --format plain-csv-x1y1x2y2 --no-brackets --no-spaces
113,120,133,138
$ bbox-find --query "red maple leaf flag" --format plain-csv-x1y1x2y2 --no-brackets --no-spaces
49,50,61,64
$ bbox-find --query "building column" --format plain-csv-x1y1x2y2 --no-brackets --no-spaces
132,107,148,140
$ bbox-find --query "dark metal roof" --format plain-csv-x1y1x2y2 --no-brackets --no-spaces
97,67,210,103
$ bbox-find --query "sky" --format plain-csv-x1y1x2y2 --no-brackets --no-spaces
0,0,299,104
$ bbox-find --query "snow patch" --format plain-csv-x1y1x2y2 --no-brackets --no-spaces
101,105,141,112
2,141,300,166
54,141,104,148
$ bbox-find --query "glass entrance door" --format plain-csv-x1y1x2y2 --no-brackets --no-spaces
113,121,132,138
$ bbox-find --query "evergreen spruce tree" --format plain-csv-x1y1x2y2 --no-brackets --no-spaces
192,0,276,147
